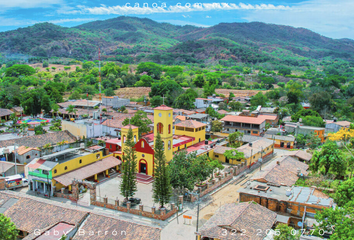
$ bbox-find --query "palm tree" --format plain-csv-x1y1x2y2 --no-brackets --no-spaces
52,104,59,118
66,105,74,119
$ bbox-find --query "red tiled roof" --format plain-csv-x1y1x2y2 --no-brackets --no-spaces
53,156,121,186
221,115,266,125
173,135,195,148
175,120,206,128
154,105,173,110
105,139,121,144
27,159,46,169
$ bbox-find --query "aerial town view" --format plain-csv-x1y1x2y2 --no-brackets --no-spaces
0,0,353,239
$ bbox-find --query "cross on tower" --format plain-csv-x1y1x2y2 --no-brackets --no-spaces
162,95,166,105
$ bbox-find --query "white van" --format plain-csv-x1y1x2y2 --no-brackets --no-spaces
5,175,28,189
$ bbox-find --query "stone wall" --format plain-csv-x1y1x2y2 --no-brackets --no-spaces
91,197,178,221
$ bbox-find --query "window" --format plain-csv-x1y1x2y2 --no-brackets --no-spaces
159,113,162,117
157,122,164,134
43,170,49,175
96,154,100,159
169,113,171,117
79,159,82,164
54,169,57,174
199,138,201,142
134,135,137,143
109,145,112,149
141,141,144,148
168,124,171,134
26,155,30,159
168,140,171,150
252,131,258,134
142,154,145,157
65,166,68,170
215,155,219,158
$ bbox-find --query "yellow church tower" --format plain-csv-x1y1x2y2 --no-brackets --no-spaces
120,124,139,153
154,105,173,162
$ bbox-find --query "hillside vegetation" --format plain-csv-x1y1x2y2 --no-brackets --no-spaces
0,16,354,66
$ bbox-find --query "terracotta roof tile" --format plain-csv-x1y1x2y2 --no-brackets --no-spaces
0,192,87,233
16,146,40,156
199,202,276,240
74,213,161,240
0,130,77,148
154,105,173,110
252,156,309,186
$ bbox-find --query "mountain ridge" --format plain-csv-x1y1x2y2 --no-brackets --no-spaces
0,16,353,64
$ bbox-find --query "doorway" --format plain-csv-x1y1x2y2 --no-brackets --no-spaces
140,162,147,174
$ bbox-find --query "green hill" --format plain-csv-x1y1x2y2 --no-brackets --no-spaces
0,16,353,64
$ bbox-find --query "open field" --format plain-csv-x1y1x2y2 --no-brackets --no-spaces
28,63,81,73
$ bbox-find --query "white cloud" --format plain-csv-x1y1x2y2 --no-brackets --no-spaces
206,15,212,18
242,0,354,39
0,17,97,27
0,0,62,8
69,2,290,15
48,18,97,24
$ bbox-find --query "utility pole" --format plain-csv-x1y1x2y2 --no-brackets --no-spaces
195,188,201,240
14,145,17,175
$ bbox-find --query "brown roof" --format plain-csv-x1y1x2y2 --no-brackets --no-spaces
281,150,313,161
236,139,273,158
0,108,13,117
199,202,277,240
73,213,161,240
102,114,154,129
213,146,234,155
174,115,186,121
217,110,228,115
221,115,266,125
58,100,100,108
252,156,309,186
11,106,23,112
0,162,24,173
175,120,206,128
0,192,87,234
154,105,173,111
16,146,40,155
54,156,121,186
0,130,77,148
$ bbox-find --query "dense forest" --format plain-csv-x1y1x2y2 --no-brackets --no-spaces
0,16,354,66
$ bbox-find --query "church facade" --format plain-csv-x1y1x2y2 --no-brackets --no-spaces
113,105,206,176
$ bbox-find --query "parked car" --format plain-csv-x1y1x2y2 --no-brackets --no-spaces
122,197,141,206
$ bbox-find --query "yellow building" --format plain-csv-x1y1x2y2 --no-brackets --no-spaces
212,138,274,166
154,105,174,162
174,120,206,146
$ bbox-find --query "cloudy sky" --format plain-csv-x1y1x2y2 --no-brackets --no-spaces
0,0,353,39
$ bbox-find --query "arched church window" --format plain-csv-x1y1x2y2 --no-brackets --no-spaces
157,122,164,134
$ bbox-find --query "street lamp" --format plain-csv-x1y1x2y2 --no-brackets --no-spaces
188,188,201,240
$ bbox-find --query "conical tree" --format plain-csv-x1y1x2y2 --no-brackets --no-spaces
152,132,172,208
120,127,137,201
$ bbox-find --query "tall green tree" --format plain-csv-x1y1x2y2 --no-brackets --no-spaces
250,92,268,106
41,95,52,114
0,213,18,240
120,127,138,200
122,111,152,138
314,201,354,240
228,132,244,148
334,178,354,207
152,132,172,208
310,141,347,178
274,224,300,240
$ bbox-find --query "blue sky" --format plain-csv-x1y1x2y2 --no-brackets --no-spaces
0,0,353,39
